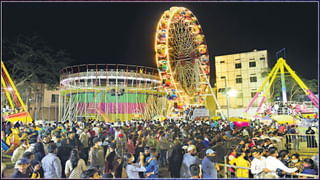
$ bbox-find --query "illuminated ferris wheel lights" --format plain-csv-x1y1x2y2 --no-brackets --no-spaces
155,7,209,105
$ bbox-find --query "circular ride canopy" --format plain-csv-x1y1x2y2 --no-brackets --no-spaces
155,7,210,107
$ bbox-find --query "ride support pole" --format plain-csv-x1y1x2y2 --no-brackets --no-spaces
244,61,280,113
307,89,319,104
1,75,14,109
283,61,319,108
254,64,281,114
256,96,266,114
1,61,27,112
279,59,288,104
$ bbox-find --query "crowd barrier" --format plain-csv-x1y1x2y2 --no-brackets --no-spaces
286,134,318,151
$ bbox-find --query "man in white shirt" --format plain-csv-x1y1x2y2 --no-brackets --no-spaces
93,124,100,136
274,103,279,114
250,149,269,178
265,147,298,178
114,126,120,141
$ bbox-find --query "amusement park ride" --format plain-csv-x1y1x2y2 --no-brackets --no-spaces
1,7,318,124
1,61,32,124
244,56,319,119
155,7,225,120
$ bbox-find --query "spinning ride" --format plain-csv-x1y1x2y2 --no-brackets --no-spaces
1,61,32,124
59,64,166,122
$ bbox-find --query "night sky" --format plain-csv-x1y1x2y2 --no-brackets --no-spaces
2,2,319,80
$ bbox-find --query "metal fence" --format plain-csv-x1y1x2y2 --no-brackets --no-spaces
286,134,318,151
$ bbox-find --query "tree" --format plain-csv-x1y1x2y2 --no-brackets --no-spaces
269,75,318,102
3,35,74,91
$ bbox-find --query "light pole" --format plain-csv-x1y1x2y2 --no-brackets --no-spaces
222,77,230,122
221,77,237,122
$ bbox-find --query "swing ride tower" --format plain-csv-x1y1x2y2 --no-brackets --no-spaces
244,57,319,118
1,61,32,124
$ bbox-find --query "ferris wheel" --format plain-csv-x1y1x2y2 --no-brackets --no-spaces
155,7,210,106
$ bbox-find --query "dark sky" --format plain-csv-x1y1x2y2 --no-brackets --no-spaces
2,2,319,80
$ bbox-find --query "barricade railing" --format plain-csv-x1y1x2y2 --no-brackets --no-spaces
217,156,319,179
286,134,318,151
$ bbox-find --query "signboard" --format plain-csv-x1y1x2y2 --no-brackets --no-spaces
192,108,209,120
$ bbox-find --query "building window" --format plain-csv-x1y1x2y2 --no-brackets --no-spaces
237,93,243,98
221,76,226,79
250,77,257,82
220,61,225,63
235,63,241,69
236,78,242,83
251,92,256,98
218,88,225,93
51,94,58,103
249,61,256,67
260,57,265,60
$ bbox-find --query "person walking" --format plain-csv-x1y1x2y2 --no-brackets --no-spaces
306,126,316,148
180,145,201,178
168,143,184,178
127,134,136,156
89,137,105,171
202,149,218,178
116,134,127,157
41,143,62,178
79,127,89,159
144,148,159,178
125,153,146,178
57,132,73,178
11,139,28,164
10,158,33,178
159,133,170,167
65,149,87,178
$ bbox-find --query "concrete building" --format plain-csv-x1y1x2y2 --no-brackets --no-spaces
215,49,269,116
18,83,59,122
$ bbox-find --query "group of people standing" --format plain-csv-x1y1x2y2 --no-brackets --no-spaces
1,116,319,179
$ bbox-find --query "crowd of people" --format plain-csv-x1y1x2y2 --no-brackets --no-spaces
262,101,318,117
1,116,319,179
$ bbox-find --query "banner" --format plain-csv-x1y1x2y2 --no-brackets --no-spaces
192,108,209,120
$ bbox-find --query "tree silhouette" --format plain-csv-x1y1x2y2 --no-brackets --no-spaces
3,35,74,90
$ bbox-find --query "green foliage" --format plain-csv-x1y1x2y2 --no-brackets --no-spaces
261,67,271,78
3,35,74,90
269,74,318,102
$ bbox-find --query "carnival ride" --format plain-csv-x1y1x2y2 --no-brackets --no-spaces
1,61,32,124
155,7,224,119
244,57,319,121
59,64,166,122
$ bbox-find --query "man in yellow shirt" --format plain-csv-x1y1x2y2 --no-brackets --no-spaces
229,150,250,178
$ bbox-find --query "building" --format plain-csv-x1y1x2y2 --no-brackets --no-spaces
215,49,269,115
22,83,59,122
1,82,59,123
